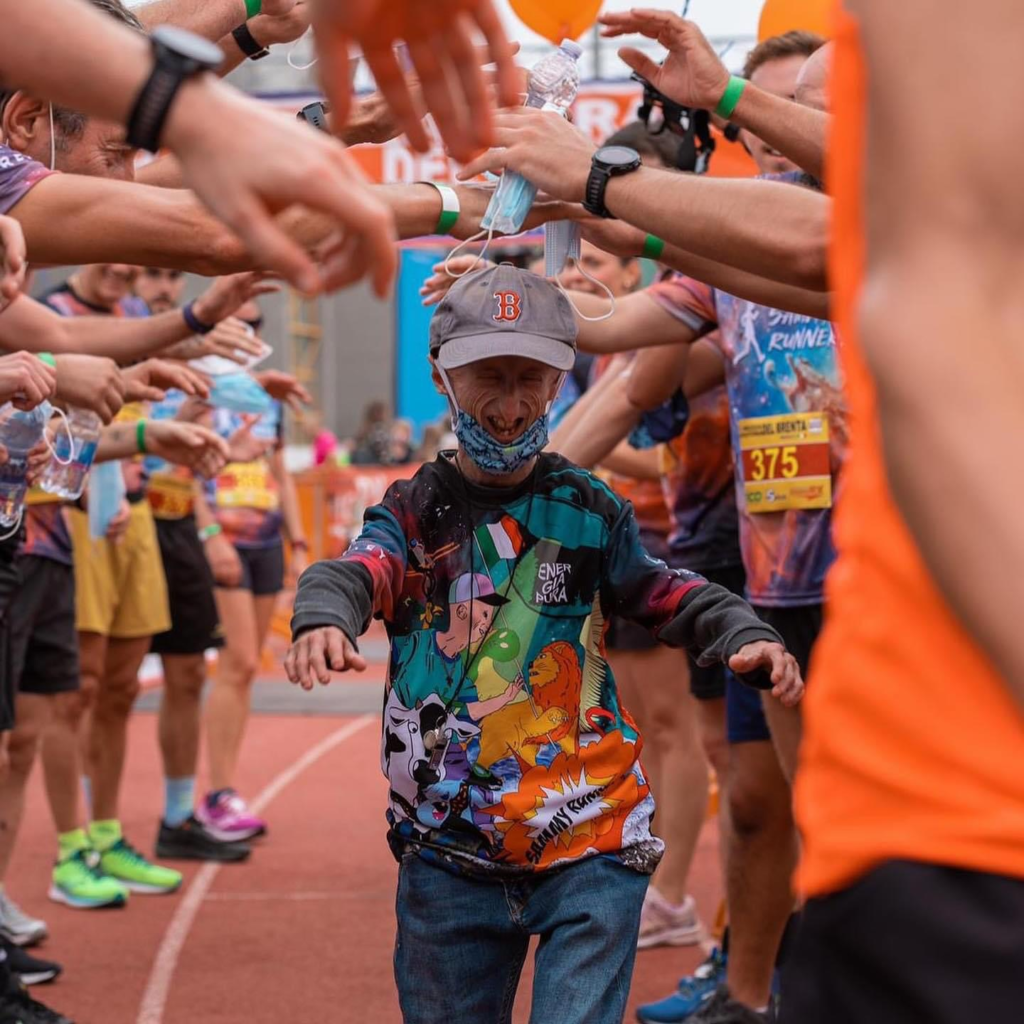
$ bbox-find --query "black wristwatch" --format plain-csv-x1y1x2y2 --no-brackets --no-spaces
297,101,331,133
231,22,270,61
126,26,224,154
582,145,643,219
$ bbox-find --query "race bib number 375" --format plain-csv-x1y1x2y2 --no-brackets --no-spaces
738,412,832,513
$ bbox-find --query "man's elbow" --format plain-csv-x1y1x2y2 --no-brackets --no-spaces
786,227,829,292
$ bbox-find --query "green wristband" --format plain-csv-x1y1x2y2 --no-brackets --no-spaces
136,419,147,455
421,182,460,235
642,235,665,261
244,0,261,18
198,523,222,542
37,352,56,368
714,75,747,120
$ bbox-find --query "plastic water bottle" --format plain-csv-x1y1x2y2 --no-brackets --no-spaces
88,460,126,540
40,407,101,500
0,402,52,528
482,40,583,236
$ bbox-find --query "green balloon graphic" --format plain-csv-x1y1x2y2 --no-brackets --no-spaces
481,628,520,663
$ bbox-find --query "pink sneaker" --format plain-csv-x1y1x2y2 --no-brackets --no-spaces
196,790,267,842
637,888,703,949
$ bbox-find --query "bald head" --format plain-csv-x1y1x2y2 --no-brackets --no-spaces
795,42,833,112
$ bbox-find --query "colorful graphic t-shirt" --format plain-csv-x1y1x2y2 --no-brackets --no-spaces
658,383,741,573
0,145,53,215
145,389,195,521
650,217,845,606
207,404,284,549
292,452,782,878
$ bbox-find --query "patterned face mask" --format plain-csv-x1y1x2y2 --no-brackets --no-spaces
452,408,550,476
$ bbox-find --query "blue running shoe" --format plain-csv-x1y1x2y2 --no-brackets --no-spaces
636,947,727,1023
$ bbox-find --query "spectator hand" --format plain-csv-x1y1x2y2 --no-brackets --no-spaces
249,0,311,45
599,10,731,113
458,110,596,203
314,0,519,163
122,360,210,403
0,352,57,410
729,642,804,707
191,272,280,327
52,355,125,424
226,414,274,463
0,215,27,310
106,499,131,543
204,532,243,588
147,421,230,478
286,625,366,690
419,256,495,307
252,370,312,411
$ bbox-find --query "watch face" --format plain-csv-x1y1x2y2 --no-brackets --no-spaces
152,25,225,69
595,145,641,169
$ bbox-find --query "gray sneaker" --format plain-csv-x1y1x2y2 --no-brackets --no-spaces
0,893,47,948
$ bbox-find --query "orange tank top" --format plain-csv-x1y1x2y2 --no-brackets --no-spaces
794,6,1024,898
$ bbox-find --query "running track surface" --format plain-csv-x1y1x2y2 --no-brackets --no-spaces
12,624,722,1024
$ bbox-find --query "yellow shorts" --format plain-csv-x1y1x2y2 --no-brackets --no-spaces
67,502,171,639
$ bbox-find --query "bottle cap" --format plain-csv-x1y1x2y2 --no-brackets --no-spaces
560,40,584,59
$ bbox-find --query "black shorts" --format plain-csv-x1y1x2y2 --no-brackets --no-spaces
750,602,823,678
782,860,1024,1024
0,528,23,729
151,516,224,656
8,556,79,696
232,542,285,597
685,563,746,701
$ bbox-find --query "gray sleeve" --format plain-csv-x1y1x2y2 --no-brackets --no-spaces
290,560,375,649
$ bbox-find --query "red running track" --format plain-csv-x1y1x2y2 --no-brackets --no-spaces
10,674,722,1024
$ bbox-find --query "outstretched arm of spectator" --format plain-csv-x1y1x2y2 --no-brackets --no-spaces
133,0,297,43
854,0,1024,701
459,110,829,291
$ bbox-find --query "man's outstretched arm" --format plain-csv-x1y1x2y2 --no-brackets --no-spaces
854,0,1024,700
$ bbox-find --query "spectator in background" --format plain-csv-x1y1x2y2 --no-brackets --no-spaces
387,419,414,465
305,410,338,468
350,399,391,465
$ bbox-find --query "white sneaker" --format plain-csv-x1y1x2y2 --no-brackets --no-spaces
0,891,48,947
637,887,702,949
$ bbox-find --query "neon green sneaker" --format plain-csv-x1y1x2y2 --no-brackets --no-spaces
49,849,129,909
99,838,183,895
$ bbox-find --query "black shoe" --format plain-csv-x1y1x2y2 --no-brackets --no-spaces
156,816,251,863
2,944,60,987
0,974,72,1024
690,987,770,1024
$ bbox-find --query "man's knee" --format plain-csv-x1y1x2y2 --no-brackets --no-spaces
95,675,141,720
727,744,793,840
7,723,43,778
164,657,206,700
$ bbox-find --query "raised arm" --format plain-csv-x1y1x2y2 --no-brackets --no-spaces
600,9,828,181
131,0,292,41
853,0,1024,697
459,110,829,291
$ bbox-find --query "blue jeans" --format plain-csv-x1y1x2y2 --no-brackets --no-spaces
394,852,649,1024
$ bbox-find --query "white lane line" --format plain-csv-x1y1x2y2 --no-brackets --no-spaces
135,715,375,1024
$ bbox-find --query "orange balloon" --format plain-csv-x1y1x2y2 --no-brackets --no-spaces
509,0,603,44
758,0,834,41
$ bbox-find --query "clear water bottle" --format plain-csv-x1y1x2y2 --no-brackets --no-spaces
0,401,52,528
482,40,583,236
40,407,101,501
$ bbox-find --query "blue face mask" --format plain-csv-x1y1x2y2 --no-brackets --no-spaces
453,408,549,476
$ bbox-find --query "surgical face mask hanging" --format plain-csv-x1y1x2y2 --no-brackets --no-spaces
544,220,617,323
48,102,56,171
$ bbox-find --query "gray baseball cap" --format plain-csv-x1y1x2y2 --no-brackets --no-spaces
429,264,578,372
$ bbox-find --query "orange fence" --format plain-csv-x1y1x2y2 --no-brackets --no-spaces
294,463,422,561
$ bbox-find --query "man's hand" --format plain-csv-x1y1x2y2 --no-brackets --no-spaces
729,641,804,707
260,0,299,16
52,354,125,424
286,625,366,690
25,437,49,486
163,76,398,298
122,360,210,403
252,370,312,411
191,272,280,327
458,110,596,203
249,0,311,45
106,499,131,543
226,414,274,463
0,352,57,410
171,317,267,367
0,215,27,310
599,10,731,113
419,255,494,306
314,0,519,163
580,218,647,258
147,421,229,478
204,531,243,587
